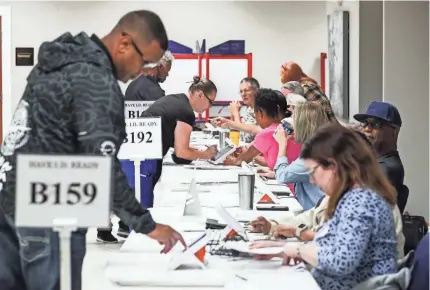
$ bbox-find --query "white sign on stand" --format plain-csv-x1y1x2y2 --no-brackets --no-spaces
118,118,163,160
169,233,208,270
118,117,163,201
215,205,248,241
15,154,112,290
124,101,154,119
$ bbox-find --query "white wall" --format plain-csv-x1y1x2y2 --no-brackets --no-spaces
8,1,328,112
383,1,429,218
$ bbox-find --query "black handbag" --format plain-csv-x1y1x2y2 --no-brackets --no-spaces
402,214,428,255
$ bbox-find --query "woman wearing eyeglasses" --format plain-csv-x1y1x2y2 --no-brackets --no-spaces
113,76,218,236
250,124,398,290
137,75,218,200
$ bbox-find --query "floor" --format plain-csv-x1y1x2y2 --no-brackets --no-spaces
82,225,125,289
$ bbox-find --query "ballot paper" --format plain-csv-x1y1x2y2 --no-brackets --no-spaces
183,164,240,170
120,231,205,253
105,265,226,287
263,179,278,185
223,241,284,255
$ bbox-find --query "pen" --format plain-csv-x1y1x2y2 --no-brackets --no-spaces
235,274,248,281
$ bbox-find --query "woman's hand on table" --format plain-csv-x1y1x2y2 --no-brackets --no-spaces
233,146,247,157
257,167,275,179
223,155,240,166
202,145,218,159
249,240,285,249
251,241,303,266
250,216,272,233
274,224,297,238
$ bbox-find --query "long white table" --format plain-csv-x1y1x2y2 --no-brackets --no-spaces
102,133,321,290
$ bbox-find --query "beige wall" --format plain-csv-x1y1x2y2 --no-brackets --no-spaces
383,1,429,218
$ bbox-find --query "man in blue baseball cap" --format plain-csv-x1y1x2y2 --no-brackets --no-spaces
354,101,408,213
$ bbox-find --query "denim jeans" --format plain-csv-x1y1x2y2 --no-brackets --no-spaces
0,212,87,290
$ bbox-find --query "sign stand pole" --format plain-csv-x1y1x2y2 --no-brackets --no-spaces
53,218,78,290
132,158,146,202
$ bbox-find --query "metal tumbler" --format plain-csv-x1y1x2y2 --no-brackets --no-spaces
238,173,255,210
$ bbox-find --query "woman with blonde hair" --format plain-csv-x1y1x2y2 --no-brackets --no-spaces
251,124,398,290
273,102,329,210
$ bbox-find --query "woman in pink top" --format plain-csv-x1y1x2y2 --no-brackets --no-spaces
225,89,300,169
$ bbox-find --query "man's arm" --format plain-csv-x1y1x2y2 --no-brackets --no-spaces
70,64,156,234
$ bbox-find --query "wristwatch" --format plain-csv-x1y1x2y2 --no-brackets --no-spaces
295,224,308,239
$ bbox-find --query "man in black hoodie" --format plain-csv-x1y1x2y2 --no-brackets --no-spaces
0,10,185,290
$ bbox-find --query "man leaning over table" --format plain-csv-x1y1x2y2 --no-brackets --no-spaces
0,10,186,290
251,129,405,259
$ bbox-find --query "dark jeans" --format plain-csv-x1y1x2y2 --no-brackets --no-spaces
0,212,87,290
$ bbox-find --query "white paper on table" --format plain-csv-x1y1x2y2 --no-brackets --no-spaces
120,231,164,253
234,209,295,223
265,179,280,185
183,164,239,170
198,193,239,208
267,184,291,192
120,231,206,253
105,265,226,287
224,241,284,255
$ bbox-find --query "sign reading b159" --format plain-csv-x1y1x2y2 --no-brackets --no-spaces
15,154,112,228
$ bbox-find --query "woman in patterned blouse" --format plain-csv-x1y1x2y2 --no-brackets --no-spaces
251,124,398,290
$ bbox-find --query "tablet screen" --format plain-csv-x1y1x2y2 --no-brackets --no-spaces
211,145,235,161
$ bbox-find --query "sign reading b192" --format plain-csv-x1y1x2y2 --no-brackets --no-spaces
15,154,112,228
118,117,162,160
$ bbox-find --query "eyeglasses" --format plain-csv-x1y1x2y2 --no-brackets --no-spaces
308,164,321,178
121,32,149,65
361,120,382,130
202,92,214,105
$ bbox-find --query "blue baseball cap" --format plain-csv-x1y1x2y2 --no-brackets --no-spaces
354,101,402,127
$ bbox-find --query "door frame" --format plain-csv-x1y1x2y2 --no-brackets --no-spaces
0,6,11,141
